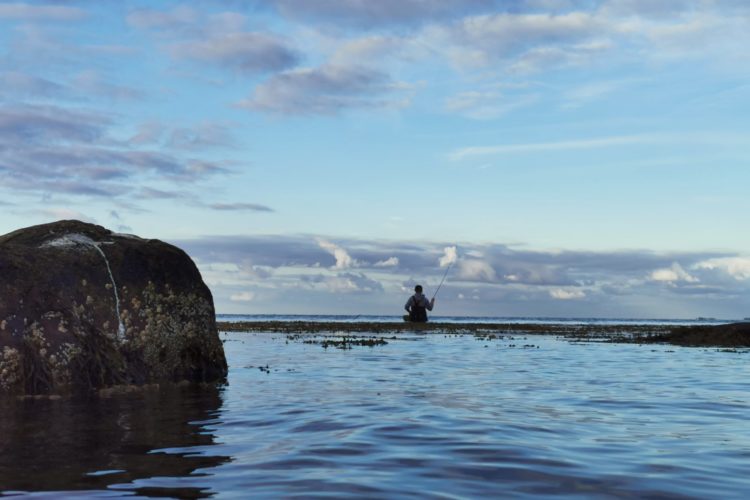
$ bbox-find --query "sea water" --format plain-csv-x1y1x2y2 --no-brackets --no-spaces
2,319,750,498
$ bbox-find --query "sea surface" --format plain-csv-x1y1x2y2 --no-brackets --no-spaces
2,317,750,498
218,313,735,326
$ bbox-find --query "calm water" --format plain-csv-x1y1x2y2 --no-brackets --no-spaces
2,326,750,498
218,314,734,326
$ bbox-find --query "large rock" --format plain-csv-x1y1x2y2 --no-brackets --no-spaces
0,220,227,395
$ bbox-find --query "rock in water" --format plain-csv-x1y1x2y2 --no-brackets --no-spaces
0,220,228,395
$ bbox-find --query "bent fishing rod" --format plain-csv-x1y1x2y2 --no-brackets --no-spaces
432,259,454,301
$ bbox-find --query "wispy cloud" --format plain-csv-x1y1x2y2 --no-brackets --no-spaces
241,64,412,115
208,203,274,212
449,132,750,160
0,71,69,98
0,3,86,21
449,134,660,160
0,103,233,202
129,6,298,75
169,32,299,75
271,0,493,28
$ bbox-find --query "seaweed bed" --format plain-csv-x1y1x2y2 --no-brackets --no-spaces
217,321,750,348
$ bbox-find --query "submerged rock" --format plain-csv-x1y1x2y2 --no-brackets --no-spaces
0,220,227,395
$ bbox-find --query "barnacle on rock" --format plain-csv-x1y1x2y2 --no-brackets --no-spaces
0,347,22,391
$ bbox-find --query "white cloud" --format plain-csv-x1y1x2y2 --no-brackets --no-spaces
649,262,699,283
316,238,357,269
440,245,458,267
230,291,256,302
375,256,399,267
549,288,586,300
694,258,750,281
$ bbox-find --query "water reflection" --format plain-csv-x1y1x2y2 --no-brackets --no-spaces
0,385,230,497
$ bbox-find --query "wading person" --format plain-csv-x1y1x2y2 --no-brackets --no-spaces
404,285,434,322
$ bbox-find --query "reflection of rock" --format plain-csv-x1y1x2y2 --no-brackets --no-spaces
0,384,230,495
0,220,227,395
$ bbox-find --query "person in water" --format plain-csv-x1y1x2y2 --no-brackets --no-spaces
404,284,435,322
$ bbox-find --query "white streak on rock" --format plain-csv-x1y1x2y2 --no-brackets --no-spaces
92,245,125,341
41,233,126,341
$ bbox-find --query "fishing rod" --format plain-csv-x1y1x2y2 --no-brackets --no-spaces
432,260,454,301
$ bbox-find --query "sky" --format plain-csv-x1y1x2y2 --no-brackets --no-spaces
1,0,749,319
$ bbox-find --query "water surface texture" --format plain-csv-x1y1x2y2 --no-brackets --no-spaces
2,328,750,498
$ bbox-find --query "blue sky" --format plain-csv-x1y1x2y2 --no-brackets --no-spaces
1,0,749,318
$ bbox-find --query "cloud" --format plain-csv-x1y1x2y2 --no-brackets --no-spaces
649,263,699,283
72,71,145,101
0,104,106,144
238,261,274,279
170,32,299,74
129,6,298,75
439,245,458,267
136,187,191,200
129,122,166,146
230,291,256,302
600,0,701,19
271,0,494,28
427,11,604,70
175,233,749,317
126,6,200,32
241,64,412,115
208,203,274,212
0,103,234,201
0,3,86,21
456,259,497,282
329,35,405,66
694,258,750,281
375,257,399,267
129,121,237,151
549,288,586,300
0,71,68,98
449,134,657,160
167,122,236,150
302,272,384,294
317,238,357,269
444,89,538,120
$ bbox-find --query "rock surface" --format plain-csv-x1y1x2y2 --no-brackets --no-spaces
650,322,750,347
0,220,227,395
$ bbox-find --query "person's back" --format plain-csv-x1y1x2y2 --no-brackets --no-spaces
404,285,434,322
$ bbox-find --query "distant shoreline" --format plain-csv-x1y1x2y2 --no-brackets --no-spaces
216,320,750,347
